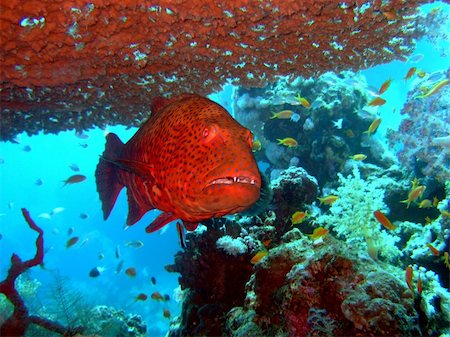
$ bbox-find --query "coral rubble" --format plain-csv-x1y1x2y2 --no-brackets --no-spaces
0,1,437,140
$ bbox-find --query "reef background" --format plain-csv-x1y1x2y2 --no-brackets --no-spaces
1,2,450,337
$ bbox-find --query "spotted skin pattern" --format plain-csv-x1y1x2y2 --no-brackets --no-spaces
96,94,261,232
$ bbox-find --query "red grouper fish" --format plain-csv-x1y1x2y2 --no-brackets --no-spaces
95,94,264,234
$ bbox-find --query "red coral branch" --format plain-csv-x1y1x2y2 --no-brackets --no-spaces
0,208,83,337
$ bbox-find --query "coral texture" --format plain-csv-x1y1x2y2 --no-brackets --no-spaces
388,67,450,183
318,163,402,262
0,0,434,140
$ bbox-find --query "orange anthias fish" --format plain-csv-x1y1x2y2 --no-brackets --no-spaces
270,110,295,119
66,236,79,248
151,291,164,301
296,94,311,108
291,211,309,225
125,267,137,277
363,118,382,136
426,243,440,256
405,265,413,291
317,195,339,205
404,67,416,81
401,185,426,208
368,97,386,107
63,174,86,186
378,79,392,94
95,94,263,234
250,250,268,264
309,227,329,240
136,293,148,301
373,210,396,230
277,137,298,147
163,308,171,319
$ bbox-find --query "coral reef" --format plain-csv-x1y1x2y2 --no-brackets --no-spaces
232,71,392,186
0,208,83,336
168,223,449,336
165,161,450,336
388,66,450,183
0,1,438,141
87,305,147,337
318,163,402,262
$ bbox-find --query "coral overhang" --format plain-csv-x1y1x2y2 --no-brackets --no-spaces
0,0,434,140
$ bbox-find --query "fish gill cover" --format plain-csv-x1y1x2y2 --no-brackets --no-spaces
0,0,442,140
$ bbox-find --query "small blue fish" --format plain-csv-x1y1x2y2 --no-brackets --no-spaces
69,164,80,172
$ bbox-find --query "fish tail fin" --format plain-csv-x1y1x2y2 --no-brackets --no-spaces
270,113,277,119
95,133,125,220
400,199,410,208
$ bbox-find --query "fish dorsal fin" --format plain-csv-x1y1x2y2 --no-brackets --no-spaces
151,96,171,116
145,212,177,233
150,94,196,117
126,189,148,226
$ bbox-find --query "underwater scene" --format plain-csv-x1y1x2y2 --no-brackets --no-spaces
1,1,450,337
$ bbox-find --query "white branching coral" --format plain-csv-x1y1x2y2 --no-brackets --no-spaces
216,235,248,256
318,164,402,262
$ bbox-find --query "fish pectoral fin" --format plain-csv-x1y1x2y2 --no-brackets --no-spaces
126,189,149,226
113,159,155,180
182,221,198,231
145,212,177,233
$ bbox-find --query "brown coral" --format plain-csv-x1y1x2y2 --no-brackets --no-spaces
0,0,433,140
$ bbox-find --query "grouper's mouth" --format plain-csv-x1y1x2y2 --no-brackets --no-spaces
207,176,257,186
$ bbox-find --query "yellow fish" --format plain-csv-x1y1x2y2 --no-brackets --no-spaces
401,185,426,208
443,252,450,269
270,110,295,119
411,177,419,189
417,79,449,98
252,140,262,152
296,94,311,108
251,251,268,264
418,199,432,208
291,211,309,225
432,196,439,207
363,118,381,136
318,195,339,205
416,69,427,78
277,137,298,147
349,154,367,161
309,227,329,240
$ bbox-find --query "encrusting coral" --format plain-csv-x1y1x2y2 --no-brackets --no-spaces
0,0,441,140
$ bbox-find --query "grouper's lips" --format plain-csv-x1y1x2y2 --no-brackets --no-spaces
203,172,260,190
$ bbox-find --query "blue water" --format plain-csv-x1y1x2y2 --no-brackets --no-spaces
1,5,450,336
